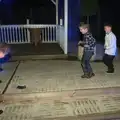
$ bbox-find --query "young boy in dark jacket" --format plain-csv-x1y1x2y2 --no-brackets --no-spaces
0,43,11,72
78,24,96,78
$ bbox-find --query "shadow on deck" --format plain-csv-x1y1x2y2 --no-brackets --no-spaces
10,43,64,56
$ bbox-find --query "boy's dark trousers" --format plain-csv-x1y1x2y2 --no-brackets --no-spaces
103,54,115,72
0,64,2,68
81,51,94,74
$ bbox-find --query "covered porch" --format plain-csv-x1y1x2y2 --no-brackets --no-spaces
0,0,70,58
0,0,82,59
0,24,66,57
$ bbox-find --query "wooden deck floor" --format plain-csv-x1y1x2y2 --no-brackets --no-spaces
10,43,64,56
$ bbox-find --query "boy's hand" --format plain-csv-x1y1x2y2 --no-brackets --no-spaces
78,41,84,47
78,41,82,44
78,41,83,45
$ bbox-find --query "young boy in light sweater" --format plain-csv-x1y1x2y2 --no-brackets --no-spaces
103,24,117,73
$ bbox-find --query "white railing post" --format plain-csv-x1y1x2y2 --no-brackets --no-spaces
60,19,63,26
55,0,59,44
26,19,30,43
26,19,29,24
56,25,59,43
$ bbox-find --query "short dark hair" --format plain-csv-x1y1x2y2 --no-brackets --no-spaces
104,23,112,28
79,24,90,30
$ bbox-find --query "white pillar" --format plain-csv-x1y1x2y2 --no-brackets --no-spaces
64,0,68,54
26,19,29,24
56,0,58,25
26,19,30,43
60,19,63,25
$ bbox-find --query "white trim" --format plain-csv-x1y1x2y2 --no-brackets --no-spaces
64,0,68,54
56,0,58,25
50,0,58,25
50,0,56,5
0,24,57,28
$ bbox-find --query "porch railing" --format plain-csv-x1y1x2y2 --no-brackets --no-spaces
0,24,67,54
0,25,57,44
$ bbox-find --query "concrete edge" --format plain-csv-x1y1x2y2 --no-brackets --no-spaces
2,86,120,103
31,112,120,120
10,54,68,61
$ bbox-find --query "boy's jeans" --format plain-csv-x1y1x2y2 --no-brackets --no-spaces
81,51,94,74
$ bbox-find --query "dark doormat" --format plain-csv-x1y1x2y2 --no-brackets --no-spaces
0,110,3,115
17,85,26,89
0,80,2,83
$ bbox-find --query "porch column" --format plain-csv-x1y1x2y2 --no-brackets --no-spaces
56,0,58,25
64,0,68,54
66,0,81,55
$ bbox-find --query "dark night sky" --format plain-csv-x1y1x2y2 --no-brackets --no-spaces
0,0,56,24
13,0,56,24
0,0,120,25
99,0,119,23
1,0,120,43
99,0,120,44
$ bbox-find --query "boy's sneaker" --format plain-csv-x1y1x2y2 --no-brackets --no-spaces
81,74,89,78
81,73,95,79
0,68,3,72
0,110,3,114
107,68,114,73
89,73,95,77
107,70,114,73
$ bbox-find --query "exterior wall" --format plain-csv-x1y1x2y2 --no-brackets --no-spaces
67,0,81,55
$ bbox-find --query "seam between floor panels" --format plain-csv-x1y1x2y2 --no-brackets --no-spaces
2,61,21,94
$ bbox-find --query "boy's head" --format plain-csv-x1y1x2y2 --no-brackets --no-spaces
104,23,112,33
0,43,10,55
79,24,89,34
